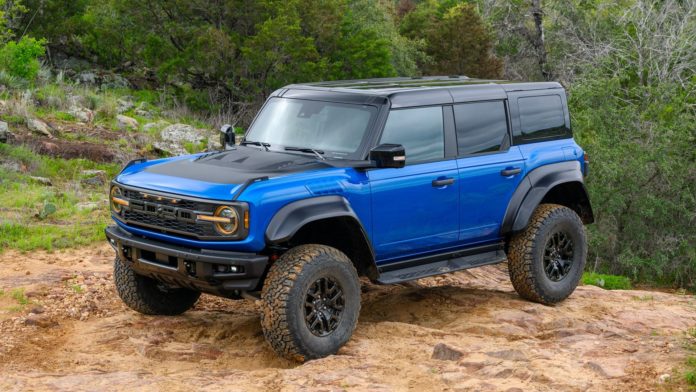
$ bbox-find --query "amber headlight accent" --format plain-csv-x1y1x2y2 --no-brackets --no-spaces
203,205,239,235
110,186,128,213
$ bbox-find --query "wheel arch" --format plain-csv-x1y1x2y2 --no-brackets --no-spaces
501,161,594,236
265,196,378,280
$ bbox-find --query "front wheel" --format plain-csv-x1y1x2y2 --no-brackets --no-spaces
114,256,200,315
260,244,361,362
507,203,587,305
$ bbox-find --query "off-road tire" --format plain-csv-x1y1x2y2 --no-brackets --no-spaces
260,244,361,362
114,256,200,315
508,203,587,305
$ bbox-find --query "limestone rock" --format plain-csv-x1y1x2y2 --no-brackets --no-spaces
27,118,52,137
117,115,139,130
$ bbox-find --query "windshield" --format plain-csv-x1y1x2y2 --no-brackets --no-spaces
245,98,378,159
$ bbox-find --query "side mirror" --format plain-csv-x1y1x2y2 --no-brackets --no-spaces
219,124,237,149
369,143,405,168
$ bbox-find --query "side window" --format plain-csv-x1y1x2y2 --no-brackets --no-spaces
515,95,571,144
454,100,508,155
379,106,444,164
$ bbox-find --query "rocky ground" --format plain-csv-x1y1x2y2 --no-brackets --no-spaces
0,244,695,391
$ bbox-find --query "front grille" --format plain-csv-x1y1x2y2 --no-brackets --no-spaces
115,187,225,239
123,210,211,237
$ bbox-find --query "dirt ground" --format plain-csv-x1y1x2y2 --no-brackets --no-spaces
1,244,695,391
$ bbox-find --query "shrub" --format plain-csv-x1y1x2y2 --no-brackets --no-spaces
0,37,46,81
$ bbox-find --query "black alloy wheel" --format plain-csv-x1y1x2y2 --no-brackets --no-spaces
304,277,345,337
543,231,575,282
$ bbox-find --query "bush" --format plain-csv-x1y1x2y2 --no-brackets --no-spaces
570,77,696,289
0,37,46,81
582,272,632,290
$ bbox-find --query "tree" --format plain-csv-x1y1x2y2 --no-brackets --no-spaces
401,2,502,78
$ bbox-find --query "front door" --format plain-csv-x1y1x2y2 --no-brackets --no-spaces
368,106,459,263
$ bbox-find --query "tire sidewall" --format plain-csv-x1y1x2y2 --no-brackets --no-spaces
285,255,360,358
531,211,587,301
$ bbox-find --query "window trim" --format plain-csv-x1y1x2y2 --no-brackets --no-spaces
453,99,513,158
375,104,451,166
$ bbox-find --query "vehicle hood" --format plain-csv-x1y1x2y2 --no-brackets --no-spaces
116,146,330,200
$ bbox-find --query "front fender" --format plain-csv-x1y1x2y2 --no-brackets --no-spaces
265,195,360,244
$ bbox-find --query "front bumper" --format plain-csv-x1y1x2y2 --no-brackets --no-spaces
105,225,268,294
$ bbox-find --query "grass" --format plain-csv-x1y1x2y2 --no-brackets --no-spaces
582,272,632,290
10,288,28,305
686,357,696,386
0,144,118,252
70,284,84,294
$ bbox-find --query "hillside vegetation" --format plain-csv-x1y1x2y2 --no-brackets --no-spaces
0,0,694,290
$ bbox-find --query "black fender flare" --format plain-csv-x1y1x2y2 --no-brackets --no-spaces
501,161,591,234
265,195,369,246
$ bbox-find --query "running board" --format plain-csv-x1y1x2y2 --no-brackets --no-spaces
375,250,506,285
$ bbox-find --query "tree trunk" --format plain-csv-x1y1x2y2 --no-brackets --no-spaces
530,0,552,80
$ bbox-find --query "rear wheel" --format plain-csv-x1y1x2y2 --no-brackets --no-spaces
260,244,361,362
114,256,200,315
507,203,587,305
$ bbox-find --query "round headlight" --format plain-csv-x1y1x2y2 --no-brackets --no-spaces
214,206,239,235
110,186,124,213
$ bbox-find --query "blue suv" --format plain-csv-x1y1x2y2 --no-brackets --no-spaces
106,76,593,361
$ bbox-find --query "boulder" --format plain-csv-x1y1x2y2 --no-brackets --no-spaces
207,136,223,151
76,201,101,211
117,115,139,130
0,121,9,143
81,169,107,186
69,106,94,123
432,343,465,361
30,176,52,186
153,123,208,156
117,98,134,114
77,71,97,85
143,120,170,132
27,118,52,137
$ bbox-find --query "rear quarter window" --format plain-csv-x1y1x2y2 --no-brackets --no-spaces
515,95,571,144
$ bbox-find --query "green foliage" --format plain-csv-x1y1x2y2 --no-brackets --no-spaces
11,288,28,305
686,357,696,385
0,0,27,44
36,202,57,220
570,77,696,289
400,2,502,78
0,144,119,252
582,272,632,290
0,36,45,81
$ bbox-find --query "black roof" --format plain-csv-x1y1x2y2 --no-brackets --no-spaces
278,76,564,108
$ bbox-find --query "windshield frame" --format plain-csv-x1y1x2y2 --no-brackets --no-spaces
244,96,385,160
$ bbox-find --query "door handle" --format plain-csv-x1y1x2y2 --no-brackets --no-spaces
500,167,522,176
432,177,455,187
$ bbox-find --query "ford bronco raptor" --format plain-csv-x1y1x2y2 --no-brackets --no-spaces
106,76,593,361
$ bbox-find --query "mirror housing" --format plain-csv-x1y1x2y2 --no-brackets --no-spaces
369,143,405,168
219,124,237,149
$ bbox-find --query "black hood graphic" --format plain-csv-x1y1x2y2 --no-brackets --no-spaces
144,146,328,184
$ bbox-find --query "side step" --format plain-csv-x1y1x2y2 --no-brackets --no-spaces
375,250,506,285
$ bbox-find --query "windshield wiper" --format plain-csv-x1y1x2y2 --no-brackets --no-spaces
284,146,325,160
240,140,270,151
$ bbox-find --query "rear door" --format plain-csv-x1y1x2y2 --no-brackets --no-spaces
454,100,526,245
368,106,460,263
